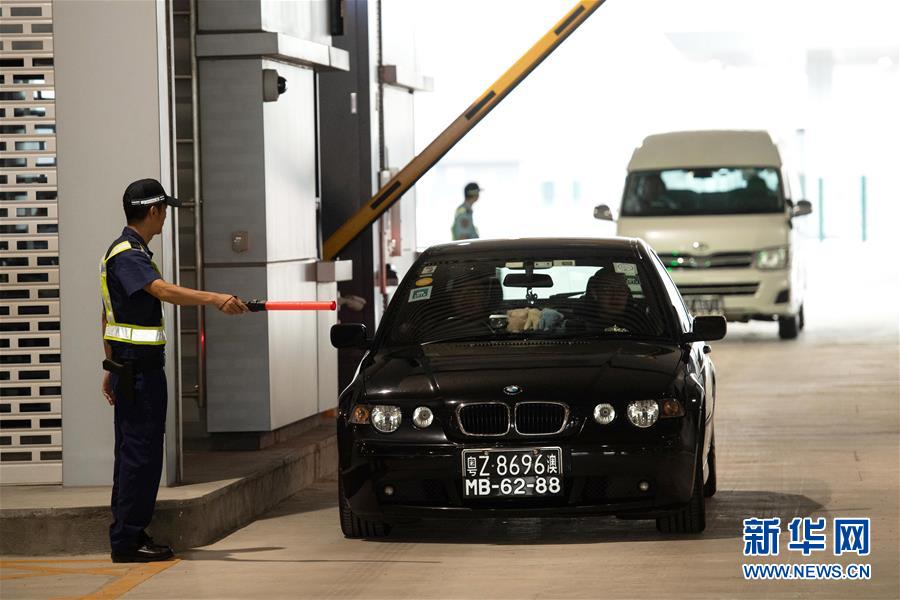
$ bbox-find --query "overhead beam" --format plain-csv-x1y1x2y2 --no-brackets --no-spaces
323,0,607,261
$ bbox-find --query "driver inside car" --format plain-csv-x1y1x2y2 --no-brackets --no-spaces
582,268,633,333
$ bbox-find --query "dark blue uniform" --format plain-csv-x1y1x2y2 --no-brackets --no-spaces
103,227,167,553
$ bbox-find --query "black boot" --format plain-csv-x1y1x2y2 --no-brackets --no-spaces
111,536,174,563
138,531,174,554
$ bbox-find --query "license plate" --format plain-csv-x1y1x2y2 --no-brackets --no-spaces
685,295,724,316
462,447,563,498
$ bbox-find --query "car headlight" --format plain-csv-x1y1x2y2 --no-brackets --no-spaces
627,400,659,428
756,246,788,270
371,405,402,433
413,406,434,429
593,403,615,425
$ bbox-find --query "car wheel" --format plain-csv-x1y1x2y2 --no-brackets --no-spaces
778,314,799,339
656,447,706,534
703,434,717,498
338,478,391,539
798,304,805,331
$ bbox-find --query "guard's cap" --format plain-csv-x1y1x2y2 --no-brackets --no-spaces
123,178,182,208
464,182,482,197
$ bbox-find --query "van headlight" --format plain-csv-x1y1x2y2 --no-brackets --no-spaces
371,405,402,433
756,246,788,270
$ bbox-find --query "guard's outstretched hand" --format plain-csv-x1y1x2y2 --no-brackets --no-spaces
215,293,249,315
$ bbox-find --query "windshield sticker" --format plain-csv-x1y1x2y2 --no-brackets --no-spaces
419,265,436,276
553,259,576,267
534,261,553,269
614,262,638,276
626,275,643,293
409,286,432,302
415,277,433,287
505,261,524,269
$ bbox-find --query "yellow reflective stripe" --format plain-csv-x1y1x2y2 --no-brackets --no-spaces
106,241,134,261
104,324,166,345
100,258,115,322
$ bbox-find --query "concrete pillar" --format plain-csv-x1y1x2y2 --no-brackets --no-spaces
55,0,178,485
196,1,348,441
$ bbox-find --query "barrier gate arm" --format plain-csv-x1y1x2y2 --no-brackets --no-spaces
323,0,607,261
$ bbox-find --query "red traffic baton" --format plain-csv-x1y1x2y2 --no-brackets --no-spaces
245,300,336,312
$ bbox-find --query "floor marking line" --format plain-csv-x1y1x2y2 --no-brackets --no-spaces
0,559,113,565
0,572,57,581
0,564,127,577
79,559,180,600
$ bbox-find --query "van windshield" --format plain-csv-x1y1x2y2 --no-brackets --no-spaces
621,167,784,216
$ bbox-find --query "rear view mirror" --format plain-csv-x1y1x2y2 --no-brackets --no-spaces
331,323,369,349
503,273,554,288
683,315,727,343
792,199,812,217
593,204,614,221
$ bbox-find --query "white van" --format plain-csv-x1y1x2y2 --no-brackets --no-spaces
594,130,813,339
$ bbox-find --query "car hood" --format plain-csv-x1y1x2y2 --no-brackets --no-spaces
617,213,789,253
363,340,685,404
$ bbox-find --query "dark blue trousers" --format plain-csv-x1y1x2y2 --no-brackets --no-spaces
109,367,167,553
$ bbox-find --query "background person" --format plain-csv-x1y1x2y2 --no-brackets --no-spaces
451,182,482,240
100,178,248,563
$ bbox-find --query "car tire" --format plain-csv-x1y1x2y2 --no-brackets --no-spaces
778,314,799,339
656,447,706,534
338,478,391,539
798,304,805,331
703,434,717,498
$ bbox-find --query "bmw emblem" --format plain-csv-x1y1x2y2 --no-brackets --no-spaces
503,385,523,396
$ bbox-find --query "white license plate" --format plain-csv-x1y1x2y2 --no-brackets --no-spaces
461,447,563,498
685,295,724,316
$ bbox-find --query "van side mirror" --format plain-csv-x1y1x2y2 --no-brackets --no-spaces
792,199,812,217
683,315,727,343
331,323,370,349
593,204,614,221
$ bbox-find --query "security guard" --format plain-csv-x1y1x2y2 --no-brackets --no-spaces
451,181,482,240
100,178,248,562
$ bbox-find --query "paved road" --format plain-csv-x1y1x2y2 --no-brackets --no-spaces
4,245,898,599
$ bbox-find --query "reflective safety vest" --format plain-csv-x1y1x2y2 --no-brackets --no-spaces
99,240,166,346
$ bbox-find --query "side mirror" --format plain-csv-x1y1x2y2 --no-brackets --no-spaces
330,323,369,349
593,204,614,221
683,315,727,343
792,199,812,217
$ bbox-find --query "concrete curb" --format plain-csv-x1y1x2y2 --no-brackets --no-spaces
0,431,337,555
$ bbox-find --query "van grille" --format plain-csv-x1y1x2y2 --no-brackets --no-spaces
659,252,753,269
679,283,759,296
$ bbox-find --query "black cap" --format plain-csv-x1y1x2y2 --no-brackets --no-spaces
464,182,482,197
123,178,181,208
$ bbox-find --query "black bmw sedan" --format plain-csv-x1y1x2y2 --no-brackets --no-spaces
331,238,726,537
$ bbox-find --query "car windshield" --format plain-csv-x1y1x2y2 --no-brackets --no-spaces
381,254,670,347
621,167,784,216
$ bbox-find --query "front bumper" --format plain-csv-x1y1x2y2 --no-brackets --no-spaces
671,268,797,320
340,437,698,522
